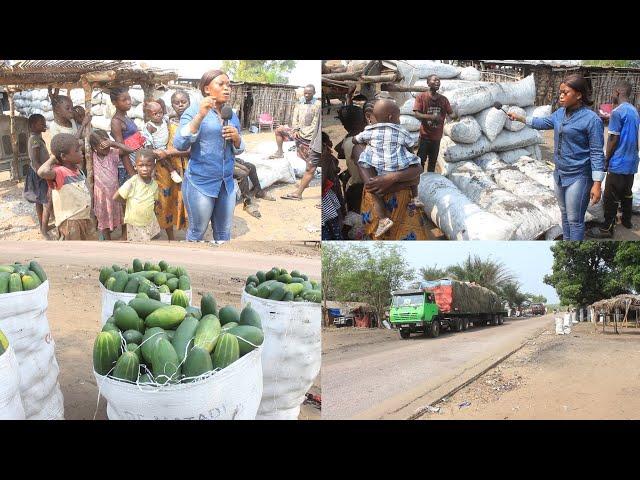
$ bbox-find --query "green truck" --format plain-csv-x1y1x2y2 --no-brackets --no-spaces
389,280,506,339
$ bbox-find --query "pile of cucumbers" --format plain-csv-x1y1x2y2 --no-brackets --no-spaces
244,267,321,303
0,329,9,356
93,290,264,385
0,261,47,294
99,259,190,298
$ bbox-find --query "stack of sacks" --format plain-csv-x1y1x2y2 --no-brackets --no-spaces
12,89,54,126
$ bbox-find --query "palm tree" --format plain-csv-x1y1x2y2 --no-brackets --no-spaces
446,254,516,294
500,282,528,308
419,266,450,281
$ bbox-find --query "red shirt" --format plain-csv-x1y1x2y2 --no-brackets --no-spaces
413,92,453,140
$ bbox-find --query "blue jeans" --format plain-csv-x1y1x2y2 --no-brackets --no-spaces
554,175,593,240
182,175,236,242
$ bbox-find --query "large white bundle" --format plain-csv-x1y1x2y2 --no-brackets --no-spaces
449,161,556,239
418,172,517,240
442,134,491,162
415,79,488,93
95,348,263,420
459,66,481,81
499,148,530,165
526,144,542,160
129,88,145,106
400,114,421,132
127,104,144,120
91,104,104,116
400,98,416,115
241,291,320,420
633,172,640,212
44,111,54,122
160,89,203,118
99,283,192,324
524,105,552,118
234,153,296,189
475,106,506,141
21,91,32,101
134,118,145,131
504,106,526,131
0,347,26,420
445,74,536,116
284,149,308,177
91,115,112,132
443,116,481,144
436,154,460,176
69,88,85,106
492,128,541,152
0,282,64,420
412,61,460,79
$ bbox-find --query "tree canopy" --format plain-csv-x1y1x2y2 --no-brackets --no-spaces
220,60,296,84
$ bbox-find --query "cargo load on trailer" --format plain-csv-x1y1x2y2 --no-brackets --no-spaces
419,279,503,314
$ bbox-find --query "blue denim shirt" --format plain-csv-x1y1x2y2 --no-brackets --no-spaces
173,103,245,198
527,106,605,186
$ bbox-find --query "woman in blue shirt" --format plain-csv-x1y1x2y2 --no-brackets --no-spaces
173,70,244,244
508,74,605,240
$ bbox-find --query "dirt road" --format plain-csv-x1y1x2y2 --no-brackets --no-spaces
321,314,555,420
0,241,321,420
0,131,321,242
420,322,640,419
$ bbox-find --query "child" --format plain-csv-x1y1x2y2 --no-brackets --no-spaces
89,129,135,240
352,98,424,238
321,133,344,240
24,114,53,239
49,94,91,139
113,149,161,242
37,133,97,240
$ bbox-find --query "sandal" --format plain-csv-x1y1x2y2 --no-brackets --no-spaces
281,193,302,201
268,152,284,159
243,203,262,219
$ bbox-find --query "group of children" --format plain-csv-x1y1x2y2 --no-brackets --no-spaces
23,88,193,241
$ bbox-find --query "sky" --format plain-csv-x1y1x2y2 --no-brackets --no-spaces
353,241,559,303
140,60,320,90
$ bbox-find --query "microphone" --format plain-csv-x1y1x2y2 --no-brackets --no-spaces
493,101,508,114
221,105,234,151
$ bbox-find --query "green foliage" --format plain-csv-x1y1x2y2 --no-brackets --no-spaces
528,294,548,304
419,265,449,281
614,241,640,293
500,282,528,308
220,60,297,84
444,254,516,294
583,60,640,68
321,243,414,324
544,241,627,306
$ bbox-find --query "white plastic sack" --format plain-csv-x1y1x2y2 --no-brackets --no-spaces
400,98,416,115
411,61,461,79
0,281,64,420
415,79,488,93
563,313,572,334
284,150,308,177
99,282,193,324
0,347,26,420
91,104,104,116
443,116,481,144
127,103,144,120
400,114,421,132
234,153,296,189
555,317,565,335
449,161,556,239
492,128,541,152
95,347,263,420
241,291,320,420
91,115,112,132
44,111,54,122
442,134,491,163
500,148,531,165
476,107,506,142
69,88,85,106
459,66,481,81
526,144,543,161
525,105,552,118
503,106,526,132
418,172,517,240
129,88,145,106
436,155,460,177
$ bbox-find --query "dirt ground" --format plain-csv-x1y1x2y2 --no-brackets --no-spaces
418,322,640,420
0,131,321,242
0,241,321,420
323,101,640,240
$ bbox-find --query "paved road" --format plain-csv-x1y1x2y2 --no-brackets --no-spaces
322,314,555,419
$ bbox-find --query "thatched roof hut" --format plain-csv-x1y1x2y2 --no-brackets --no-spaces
590,294,640,333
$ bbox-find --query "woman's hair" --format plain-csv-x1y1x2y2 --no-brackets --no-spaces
109,87,128,103
562,74,593,106
51,94,71,112
171,89,190,103
337,105,365,133
199,69,226,97
89,129,109,150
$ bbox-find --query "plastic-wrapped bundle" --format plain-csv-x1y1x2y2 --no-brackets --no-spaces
442,134,491,162
504,106,526,131
524,105,552,118
443,116,482,144
418,172,517,240
492,128,541,152
436,153,461,177
499,148,530,164
400,114,421,132
127,104,144,120
400,98,416,115
423,279,503,314
450,161,556,239
526,144,542,160
633,173,640,212
411,61,461,79
129,88,145,106
415,79,488,93
91,104,104,116
459,66,482,81
91,115,112,132
475,106,506,141
44,111,54,122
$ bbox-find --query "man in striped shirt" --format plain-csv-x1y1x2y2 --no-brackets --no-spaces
353,98,423,238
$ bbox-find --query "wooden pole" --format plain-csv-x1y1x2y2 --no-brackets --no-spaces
322,70,365,81
7,91,21,180
380,83,430,93
81,78,94,218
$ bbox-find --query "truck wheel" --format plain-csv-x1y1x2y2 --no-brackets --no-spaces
427,320,440,338
462,319,469,330
455,319,463,332
475,319,484,328
491,316,499,326
400,329,410,339
498,316,504,325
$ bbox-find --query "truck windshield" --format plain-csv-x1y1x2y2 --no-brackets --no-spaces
392,294,423,307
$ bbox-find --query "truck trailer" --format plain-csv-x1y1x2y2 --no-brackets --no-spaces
389,279,507,339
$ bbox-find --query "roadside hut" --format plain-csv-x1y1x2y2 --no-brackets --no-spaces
590,294,640,334
0,60,177,197
227,81,300,130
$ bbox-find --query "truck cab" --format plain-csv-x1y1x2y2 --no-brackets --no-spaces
390,289,440,339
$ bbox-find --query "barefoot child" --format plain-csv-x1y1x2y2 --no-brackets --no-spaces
24,114,53,239
89,130,135,240
352,98,423,238
113,149,161,242
37,133,97,240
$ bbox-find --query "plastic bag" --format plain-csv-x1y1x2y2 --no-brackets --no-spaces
0,347,26,420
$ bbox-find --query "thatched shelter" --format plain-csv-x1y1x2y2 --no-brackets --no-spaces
590,294,640,333
0,60,177,189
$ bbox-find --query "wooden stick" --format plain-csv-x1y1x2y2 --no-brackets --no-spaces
361,74,402,83
80,79,95,221
380,83,430,92
322,70,365,81
7,92,21,180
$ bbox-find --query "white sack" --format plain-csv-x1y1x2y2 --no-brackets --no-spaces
127,103,144,120
443,128,540,163
91,115,112,132
234,153,296,189
524,105,552,118
400,98,416,115
241,291,320,420
400,114,421,132
475,106,506,141
459,66,481,81
411,61,461,79
418,172,517,240
443,116,481,144
504,106,526,131
633,172,640,212
499,148,531,165
0,347,26,420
